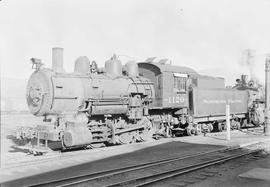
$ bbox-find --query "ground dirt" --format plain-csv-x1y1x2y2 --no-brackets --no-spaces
1,113,43,166
190,149,270,187
1,113,270,187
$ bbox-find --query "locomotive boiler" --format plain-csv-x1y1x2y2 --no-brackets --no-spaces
20,48,155,151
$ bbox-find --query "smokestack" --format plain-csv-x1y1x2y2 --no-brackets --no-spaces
52,47,64,72
264,57,270,136
242,49,255,79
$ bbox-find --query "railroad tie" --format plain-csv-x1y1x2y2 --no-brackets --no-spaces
193,175,207,180
167,181,188,187
200,172,215,177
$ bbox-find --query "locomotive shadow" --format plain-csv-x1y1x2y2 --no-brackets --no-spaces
204,134,227,141
6,134,31,153
6,135,29,146
4,141,228,186
6,134,63,153
4,141,261,187
9,145,30,153
5,134,29,153
6,133,120,154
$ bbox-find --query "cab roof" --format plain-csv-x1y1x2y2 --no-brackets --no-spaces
138,62,198,75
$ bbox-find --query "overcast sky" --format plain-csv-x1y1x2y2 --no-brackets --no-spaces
1,0,270,85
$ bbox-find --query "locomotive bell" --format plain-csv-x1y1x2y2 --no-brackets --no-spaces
74,56,91,74
105,54,122,77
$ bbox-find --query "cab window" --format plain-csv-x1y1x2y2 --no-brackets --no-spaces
173,73,187,92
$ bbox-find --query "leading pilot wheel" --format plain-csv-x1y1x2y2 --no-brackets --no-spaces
235,122,241,130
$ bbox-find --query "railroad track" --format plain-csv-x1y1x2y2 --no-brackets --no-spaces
4,128,263,168
27,146,262,187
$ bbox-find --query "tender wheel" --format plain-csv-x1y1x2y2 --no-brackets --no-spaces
223,123,227,131
186,127,193,136
235,122,241,130
195,124,202,135
218,123,223,132
208,124,213,132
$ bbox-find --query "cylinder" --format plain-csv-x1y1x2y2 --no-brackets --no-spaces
52,47,64,72
265,58,270,136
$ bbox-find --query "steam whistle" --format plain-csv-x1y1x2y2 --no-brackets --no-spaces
30,58,43,70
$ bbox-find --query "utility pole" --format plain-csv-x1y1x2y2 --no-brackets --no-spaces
226,104,231,140
265,57,270,136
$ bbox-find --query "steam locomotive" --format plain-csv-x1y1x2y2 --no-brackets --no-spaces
17,48,264,153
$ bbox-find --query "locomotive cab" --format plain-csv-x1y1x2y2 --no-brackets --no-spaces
138,61,197,110
138,61,198,136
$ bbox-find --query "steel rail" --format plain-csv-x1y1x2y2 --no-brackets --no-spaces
42,146,244,187
27,146,236,187
108,149,261,187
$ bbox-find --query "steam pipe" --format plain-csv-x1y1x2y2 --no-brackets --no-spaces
52,47,64,72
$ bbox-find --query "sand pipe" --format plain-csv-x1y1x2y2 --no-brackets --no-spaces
52,47,65,72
